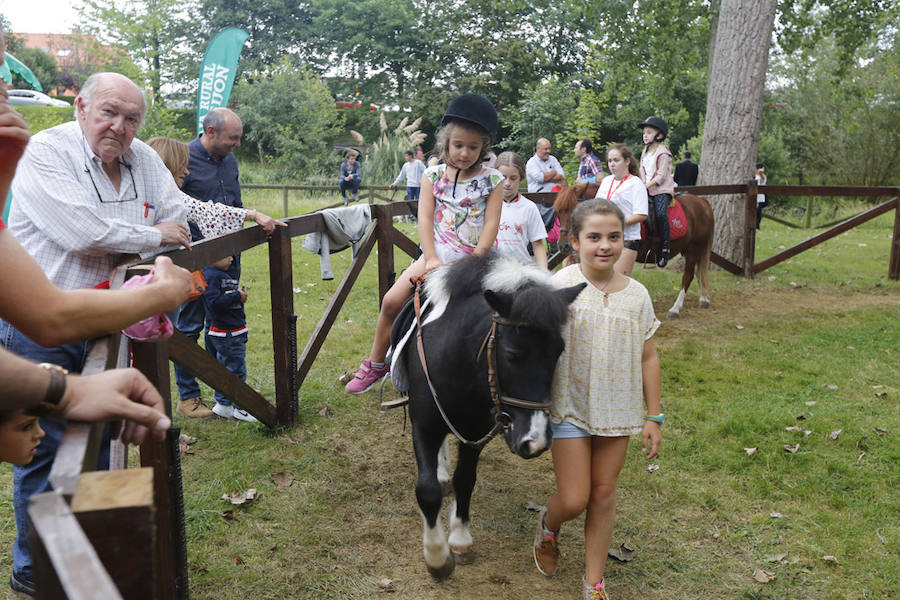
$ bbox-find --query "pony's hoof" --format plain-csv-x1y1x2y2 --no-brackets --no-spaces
451,545,476,565
667,310,681,319
699,300,710,308
426,553,456,580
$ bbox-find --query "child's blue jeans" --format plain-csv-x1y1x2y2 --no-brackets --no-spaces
205,330,248,406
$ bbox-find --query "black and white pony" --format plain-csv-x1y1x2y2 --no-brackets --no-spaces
390,252,585,579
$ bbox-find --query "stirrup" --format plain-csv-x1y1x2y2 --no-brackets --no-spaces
641,247,657,269
380,396,409,410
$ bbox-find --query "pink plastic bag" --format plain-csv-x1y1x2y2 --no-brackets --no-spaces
545,216,561,244
120,271,174,341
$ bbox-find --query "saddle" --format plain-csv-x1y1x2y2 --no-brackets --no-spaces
640,198,688,241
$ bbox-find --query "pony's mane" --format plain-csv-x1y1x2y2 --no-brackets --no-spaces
422,253,566,334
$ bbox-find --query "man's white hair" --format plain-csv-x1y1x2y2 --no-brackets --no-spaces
75,72,148,121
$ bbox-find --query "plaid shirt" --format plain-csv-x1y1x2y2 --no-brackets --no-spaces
578,153,604,181
8,121,188,290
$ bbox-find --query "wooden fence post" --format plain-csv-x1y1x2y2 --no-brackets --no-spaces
744,179,758,278
890,197,900,280
132,341,189,600
282,187,290,219
373,205,396,305
268,226,299,426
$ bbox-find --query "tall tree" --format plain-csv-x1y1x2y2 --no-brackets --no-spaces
697,0,777,265
10,48,60,93
77,0,194,100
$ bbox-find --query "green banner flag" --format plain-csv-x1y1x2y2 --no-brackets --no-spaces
4,52,42,92
196,28,249,135
0,61,11,84
2,191,11,224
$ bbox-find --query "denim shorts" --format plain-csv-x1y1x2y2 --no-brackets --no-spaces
551,419,591,439
624,240,640,251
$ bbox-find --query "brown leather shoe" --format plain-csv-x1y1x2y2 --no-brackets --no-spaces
533,509,559,576
177,397,214,419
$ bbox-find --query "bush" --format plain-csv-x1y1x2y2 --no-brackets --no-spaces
13,106,74,134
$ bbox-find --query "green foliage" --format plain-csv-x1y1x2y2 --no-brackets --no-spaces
77,0,193,99
233,59,344,180
350,113,426,185
12,106,74,135
496,79,577,161
9,48,59,92
137,104,193,142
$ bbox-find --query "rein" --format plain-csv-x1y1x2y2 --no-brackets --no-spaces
412,276,550,450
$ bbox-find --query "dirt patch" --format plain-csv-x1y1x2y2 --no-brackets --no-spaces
291,284,899,600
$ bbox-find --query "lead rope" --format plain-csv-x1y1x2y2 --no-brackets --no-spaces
413,277,502,450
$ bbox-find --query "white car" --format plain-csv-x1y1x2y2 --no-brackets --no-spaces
8,89,70,108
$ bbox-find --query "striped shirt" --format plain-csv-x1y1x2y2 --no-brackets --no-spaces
8,121,188,290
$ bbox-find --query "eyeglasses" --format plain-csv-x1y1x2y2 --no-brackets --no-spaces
84,160,138,203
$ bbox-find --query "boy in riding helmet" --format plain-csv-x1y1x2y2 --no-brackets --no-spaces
638,117,676,267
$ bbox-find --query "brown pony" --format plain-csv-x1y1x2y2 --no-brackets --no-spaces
553,183,715,318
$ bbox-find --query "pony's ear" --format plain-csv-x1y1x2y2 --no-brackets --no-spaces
484,289,514,316
555,283,587,306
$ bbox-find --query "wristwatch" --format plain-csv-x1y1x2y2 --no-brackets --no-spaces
25,363,69,417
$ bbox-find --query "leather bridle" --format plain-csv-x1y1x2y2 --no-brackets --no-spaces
412,276,551,450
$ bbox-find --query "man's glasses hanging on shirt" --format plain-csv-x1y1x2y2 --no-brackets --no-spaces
84,160,138,203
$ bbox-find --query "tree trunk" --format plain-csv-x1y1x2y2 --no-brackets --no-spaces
698,0,777,265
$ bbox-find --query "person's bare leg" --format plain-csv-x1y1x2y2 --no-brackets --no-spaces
615,248,637,277
367,257,428,364
583,436,629,587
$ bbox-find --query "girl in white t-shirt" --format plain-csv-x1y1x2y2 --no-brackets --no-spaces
494,151,548,269
595,144,648,276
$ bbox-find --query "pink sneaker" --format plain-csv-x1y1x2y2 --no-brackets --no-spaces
344,359,390,394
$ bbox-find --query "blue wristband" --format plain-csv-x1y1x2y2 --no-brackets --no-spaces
645,413,664,425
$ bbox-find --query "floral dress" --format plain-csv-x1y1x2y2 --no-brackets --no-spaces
424,164,503,264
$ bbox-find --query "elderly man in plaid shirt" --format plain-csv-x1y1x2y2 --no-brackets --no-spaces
1,71,189,597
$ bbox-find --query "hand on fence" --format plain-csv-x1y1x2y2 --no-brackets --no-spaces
154,221,191,249
57,368,171,445
249,209,287,235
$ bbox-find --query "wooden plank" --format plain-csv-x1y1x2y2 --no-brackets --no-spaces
29,491,124,600
548,250,567,271
296,226,377,388
132,343,185,600
71,469,156,600
753,198,899,274
374,206,396,303
762,185,900,197
710,251,743,275
167,331,277,426
268,226,299,426
527,192,558,206
386,225,420,259
744,179,758,278
676,184,748,195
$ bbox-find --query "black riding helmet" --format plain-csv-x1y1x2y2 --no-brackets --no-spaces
441,93,498,141
638,116,669,142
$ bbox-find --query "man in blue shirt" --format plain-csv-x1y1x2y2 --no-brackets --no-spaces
174,107,245,419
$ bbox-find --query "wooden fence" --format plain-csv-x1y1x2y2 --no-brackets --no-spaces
29,184,898,597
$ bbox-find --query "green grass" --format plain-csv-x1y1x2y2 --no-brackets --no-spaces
0,206,897,599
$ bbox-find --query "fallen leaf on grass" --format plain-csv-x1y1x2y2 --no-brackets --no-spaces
803,430,812,436
872,384,884,389
770,512,786,519
752,568,776,583
271,471,295,488
525,501,544,512
876,529,886,545
873,427,888,435
765,554,787,564
222,488,259,505
179,433,197,445
784,444,800,454
317,405,334,417
744,447,758,456
607,543,634,562
823,384,838,391
874,390,887,398
377,578,395,592
179,443,194,455
795,414,808,420
222,510,236,521
805,401,816,407
829,429,842,440
822,555,839,564
736,325,745,330
785,426,802,432
856,451,866,464
647,463,660,473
